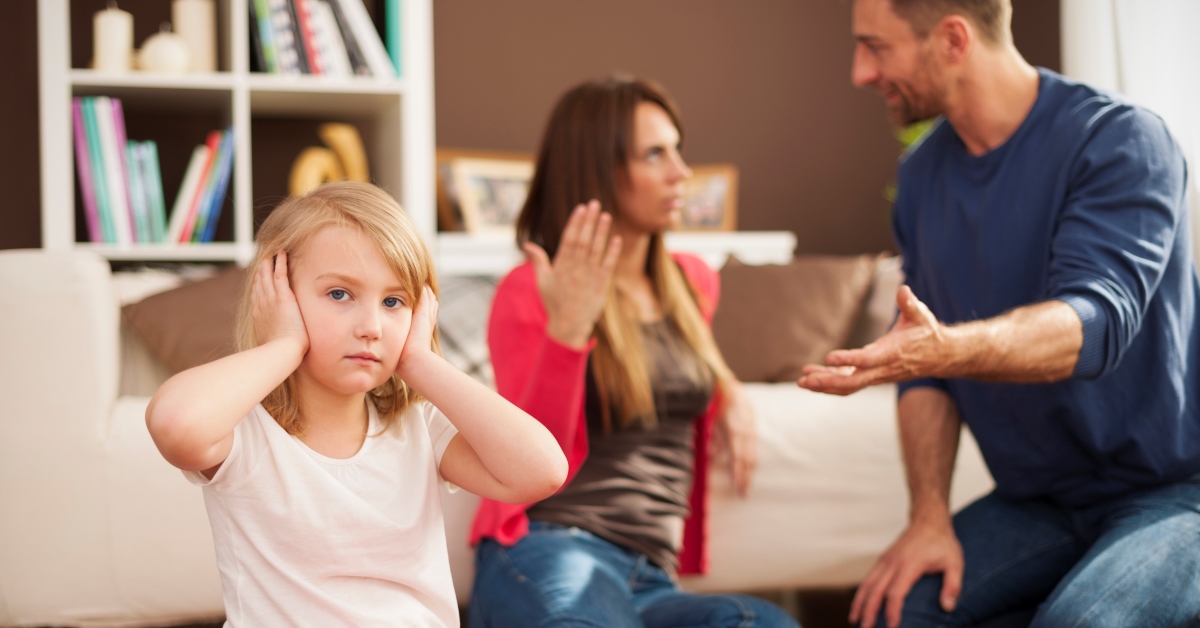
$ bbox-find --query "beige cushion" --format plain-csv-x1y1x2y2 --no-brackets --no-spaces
122,266,246,374
844,255,905,349
712,255,876,383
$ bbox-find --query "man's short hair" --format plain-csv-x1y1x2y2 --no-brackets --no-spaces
890,0,1011,44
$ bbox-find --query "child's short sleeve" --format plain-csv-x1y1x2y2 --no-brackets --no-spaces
182,406,263,490
419,400,458,471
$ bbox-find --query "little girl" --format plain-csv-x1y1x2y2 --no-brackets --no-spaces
146,182,567,626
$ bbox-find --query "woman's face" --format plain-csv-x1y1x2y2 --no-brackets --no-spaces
615,102,692,235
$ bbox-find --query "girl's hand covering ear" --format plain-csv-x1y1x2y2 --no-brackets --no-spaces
252,251,309,354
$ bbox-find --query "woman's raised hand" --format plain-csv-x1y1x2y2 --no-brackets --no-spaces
251,251,309,355
523,200,622,349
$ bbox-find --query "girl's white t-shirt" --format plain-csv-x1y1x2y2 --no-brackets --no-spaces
185,399,460,627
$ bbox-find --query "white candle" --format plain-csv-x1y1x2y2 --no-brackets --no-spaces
172,0,216,72
93,3,133,72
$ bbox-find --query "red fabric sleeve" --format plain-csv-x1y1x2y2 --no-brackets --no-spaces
469,263,593,547
470,254,723,576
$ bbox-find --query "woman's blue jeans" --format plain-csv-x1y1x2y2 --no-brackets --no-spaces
876,475,1200,627
469,521,801,627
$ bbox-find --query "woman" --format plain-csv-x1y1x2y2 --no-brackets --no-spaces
468,77,798,627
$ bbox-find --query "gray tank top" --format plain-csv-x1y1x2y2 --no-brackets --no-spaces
526,319,714,573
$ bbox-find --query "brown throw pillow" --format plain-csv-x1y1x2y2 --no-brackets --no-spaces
122,266,248,374
712,255,877,383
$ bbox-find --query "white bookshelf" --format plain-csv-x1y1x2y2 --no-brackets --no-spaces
38,0,435,266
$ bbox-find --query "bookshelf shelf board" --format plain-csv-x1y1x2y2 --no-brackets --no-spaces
71,70,238,91
246,74,406,95
74,242,249,263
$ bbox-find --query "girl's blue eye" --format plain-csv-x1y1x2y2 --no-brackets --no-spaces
383,297,402,308
330,289,348,301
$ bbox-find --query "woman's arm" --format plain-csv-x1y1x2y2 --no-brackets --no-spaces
146,253,307,475
398,288,567,504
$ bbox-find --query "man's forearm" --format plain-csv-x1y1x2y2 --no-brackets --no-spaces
942,299,1082,383
898,387,962,524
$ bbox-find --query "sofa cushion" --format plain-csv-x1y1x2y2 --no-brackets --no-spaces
844,255,905,350
122,266,246,374
712,255,876,383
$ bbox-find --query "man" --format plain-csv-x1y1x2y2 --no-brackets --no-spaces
798,0,1200,626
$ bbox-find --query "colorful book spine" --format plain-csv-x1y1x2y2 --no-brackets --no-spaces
253,0,278,72
268,0,303,74
81,98,116,243
141,141,168,242
125,141,151,244
71,98,102,243
179,130,223,243
327,0,371,76
311,1,352,77
332,0,395,78
294,0,323,75
167,144,212,244
110,98,141,242
93,97,133,245
192,130,234,243
200,129,236,243
384,0,400,77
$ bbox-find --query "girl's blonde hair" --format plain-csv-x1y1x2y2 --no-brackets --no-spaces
518,76,736,431
235,181,440,435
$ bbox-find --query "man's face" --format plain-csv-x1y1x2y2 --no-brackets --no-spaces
851,0,945,126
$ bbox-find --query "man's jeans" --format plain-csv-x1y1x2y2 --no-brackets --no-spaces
880,475,1200,627
469,521,800,628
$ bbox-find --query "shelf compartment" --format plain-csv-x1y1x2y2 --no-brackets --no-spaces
248,85,402,118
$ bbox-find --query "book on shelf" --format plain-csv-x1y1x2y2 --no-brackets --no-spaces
268,0,305,75
191,130,235,243
73,96,188,246
93,97,134,244
310,1,353,77
79,98,115,243
178,130,224,243
382,0,400,77
251,0,277,73
140,142,168,242
249,0,393,78
166,145,211,244
109,97,138,241
293,0,323,75
125,141,151,244
71,99,101,243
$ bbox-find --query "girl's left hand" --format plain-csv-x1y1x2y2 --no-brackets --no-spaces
398,285,438,374
714,382,758,498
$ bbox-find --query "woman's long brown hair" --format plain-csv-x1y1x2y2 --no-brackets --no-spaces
517,77,735,431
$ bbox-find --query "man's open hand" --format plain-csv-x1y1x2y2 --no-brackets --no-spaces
797,286,952,395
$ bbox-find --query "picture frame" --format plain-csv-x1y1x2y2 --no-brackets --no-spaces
677,164,738,231
436,148,534,232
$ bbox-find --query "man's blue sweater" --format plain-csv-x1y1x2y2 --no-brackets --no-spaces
895,68,1200,507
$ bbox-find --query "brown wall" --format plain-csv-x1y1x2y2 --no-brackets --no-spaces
1,0,1059,253
434,0,1060,255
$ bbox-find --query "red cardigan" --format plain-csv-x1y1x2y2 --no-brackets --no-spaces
468,252,722,575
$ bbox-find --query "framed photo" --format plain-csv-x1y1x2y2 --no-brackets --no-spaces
436,148,533,232
677,164,738,231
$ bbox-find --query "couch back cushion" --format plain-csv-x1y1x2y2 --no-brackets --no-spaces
122,266,246,374
711,255,877,383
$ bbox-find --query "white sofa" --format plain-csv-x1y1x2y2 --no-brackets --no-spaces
0,249,993,627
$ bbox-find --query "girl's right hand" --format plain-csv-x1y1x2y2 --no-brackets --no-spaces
252,251,309,355
523,200,622,349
